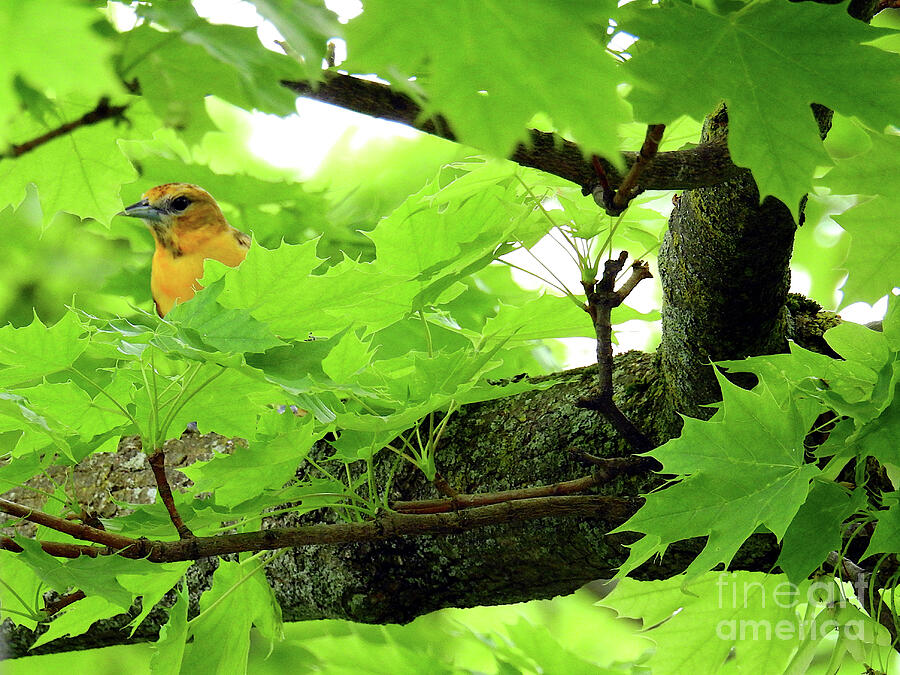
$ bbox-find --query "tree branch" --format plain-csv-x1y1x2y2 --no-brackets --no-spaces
0,97,128,160
147,450,194,539
2,494,637,563
282,74,744,192
592,124,667,216
579,253,654,452
0,497,137,550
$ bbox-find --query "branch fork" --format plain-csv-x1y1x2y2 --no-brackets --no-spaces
579,252,654,452
591,124,666,216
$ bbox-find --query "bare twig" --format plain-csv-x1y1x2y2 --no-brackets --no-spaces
580,253,654,452
65,508,105,530
568,449,661,473
0,535,103,559
397,457,658,514
147,451,194,539
1,97,128,160
605,124,667,214
282,74,742,194
396,472,602,515
432,472,460,499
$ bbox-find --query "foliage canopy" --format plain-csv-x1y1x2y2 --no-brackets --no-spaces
0,0,898,673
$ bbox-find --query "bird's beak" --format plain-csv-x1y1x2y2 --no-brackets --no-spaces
119,199,163,221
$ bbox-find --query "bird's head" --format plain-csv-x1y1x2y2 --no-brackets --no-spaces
120,183,227,245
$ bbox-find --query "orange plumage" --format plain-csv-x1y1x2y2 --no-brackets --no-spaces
120,183,250,316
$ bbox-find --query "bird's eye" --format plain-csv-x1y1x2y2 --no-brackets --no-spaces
170,196,191,212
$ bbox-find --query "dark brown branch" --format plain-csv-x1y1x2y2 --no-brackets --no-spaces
395,456,657,514
282,74,744,192
580,253,654,452
568,449,661,473
395,472,600,515
598,124,666,215
147,450,193,539
0,535,103,559
0,497,138,550
432,472,459,499
1,495,637,563
1,97,128,160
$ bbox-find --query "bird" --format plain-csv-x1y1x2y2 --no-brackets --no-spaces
120,183,250,316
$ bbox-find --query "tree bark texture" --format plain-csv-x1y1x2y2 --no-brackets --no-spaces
657,103,834,417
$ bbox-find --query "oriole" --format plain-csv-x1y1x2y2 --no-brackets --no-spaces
120,183,250,316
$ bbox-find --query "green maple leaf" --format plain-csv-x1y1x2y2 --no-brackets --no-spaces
620,0,900,217
863,493,900,559
777,480,864,582
819,129,900,304
823,128,900,200
252,0,341,82
181,559,282,674
834,197,900,305
213,240,420,337
614,371,820,581
17,381,130,442
344,0,628,162
165,279,285,354
0,1,123,143
180,417,318,508
0,311,87,387
600,573,810,674
124,3,302,142
0,99,140,225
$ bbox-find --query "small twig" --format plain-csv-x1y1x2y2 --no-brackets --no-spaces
592,124,666,216
147,450,194,539
1,97,128,160
826,550,868,590
568,449,661,473
591,155,616,212
613,124,666,209
432,472,460,499
65,508,105,530
43,590,86,616
394,471,610,515
580,253,654,452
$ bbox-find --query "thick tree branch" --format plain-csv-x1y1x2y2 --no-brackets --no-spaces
657,103,835,416
282,74,744,192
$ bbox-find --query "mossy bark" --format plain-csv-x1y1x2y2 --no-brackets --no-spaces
657,105,797,417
